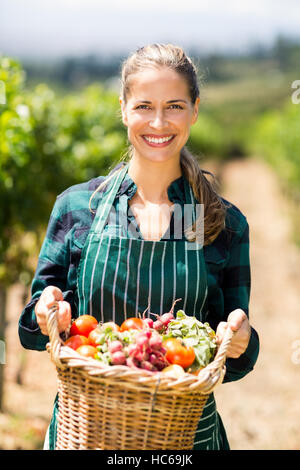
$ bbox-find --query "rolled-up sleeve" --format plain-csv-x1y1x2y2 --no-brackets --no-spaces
18,196,71,351
224,326,259,383
221,219,259,382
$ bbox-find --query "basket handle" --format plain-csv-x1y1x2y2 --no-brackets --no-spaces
214,325,235,363
46,301,66,369
204,325,235,381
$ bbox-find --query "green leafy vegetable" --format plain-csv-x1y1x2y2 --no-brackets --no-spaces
162,310,217,370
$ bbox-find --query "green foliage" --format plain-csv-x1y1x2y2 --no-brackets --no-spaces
188,113,227,158
2,56,227,287
0,56,127,286
2,51,299,286
244,98,300,246
245,100,300,197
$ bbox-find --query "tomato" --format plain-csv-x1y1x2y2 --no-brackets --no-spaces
76,345,98,358
88,327,103,347
163,338,196,369
64,335,89,350
70,315,98,337
120,317,144,332
101,321,121,332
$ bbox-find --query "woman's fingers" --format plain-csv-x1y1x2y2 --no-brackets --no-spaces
227,308,248,331
57,301,72,333
216,321,227,344
35,303,48,335
42,285,64,307
35,286,67,335
216,309,251,359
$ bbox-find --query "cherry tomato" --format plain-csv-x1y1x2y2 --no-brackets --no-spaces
101,321,120,332
120,317,144,332
76,345,98,358
163,338,196,369
88,327,103,347
70,315,98,337
64,335,89,350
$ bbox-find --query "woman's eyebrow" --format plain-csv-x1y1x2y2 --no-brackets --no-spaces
167,99,188,104
135,99,187,104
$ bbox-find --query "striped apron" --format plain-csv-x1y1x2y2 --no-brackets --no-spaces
46,163,228,450
77,163,208,321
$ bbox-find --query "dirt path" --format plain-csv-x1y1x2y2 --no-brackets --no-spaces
2,156,300,449
2,285,58,449
213,156,300,450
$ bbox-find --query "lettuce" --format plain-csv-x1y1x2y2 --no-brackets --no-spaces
162,310,217,370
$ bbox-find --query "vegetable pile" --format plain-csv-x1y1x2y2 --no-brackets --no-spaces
64,301,217,377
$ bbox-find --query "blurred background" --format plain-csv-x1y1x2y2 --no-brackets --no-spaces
1,0,300,450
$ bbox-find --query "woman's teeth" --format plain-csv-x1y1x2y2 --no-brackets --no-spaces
144,135,173,144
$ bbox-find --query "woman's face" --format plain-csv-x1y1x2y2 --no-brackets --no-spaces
120,66,200,164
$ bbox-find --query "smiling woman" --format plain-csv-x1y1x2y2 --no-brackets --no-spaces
19,43,259,451
119,66,199,166
109,44,228,245
117,63,201,242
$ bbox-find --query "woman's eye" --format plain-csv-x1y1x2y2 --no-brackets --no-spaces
136,104,151,110
168,104,183,110
135,104,183,110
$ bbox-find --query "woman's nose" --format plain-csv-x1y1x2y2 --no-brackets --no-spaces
149,110,167,129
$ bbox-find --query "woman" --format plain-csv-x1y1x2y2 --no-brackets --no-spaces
19,44,259,450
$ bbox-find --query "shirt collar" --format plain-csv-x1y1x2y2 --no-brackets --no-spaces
114,164,186,204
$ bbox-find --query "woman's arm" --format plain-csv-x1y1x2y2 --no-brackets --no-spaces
18,172,119,351
18,195,73,351
217,219,260,382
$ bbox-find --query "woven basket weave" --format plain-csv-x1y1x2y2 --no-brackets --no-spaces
46,304,233,450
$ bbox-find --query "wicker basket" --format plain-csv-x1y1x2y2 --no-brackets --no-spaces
46,304,233,450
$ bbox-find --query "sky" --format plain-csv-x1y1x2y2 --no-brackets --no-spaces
1,0,300,61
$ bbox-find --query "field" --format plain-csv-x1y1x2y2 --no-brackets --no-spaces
215,157,300,450
1,155,300,450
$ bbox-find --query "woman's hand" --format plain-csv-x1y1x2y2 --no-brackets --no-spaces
35,286,71,336
216,309,251,358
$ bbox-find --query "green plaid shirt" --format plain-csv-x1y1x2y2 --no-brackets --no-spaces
19,163,259,383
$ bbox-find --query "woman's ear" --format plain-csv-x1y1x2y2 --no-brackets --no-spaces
119,97,128,126
191,97,200,125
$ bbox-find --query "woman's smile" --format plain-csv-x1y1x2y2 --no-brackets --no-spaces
119,66,199,163
141,134,176,147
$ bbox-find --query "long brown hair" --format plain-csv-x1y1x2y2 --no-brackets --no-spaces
90,43,227,245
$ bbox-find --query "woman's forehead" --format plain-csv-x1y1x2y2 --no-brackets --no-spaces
126,67,190,100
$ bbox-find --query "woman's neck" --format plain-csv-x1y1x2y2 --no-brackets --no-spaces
128,155,182,205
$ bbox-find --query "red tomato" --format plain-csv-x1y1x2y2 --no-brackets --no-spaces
70,315,98,337
76,345,98,358
101,321,120,332
88,327,103,347
120,317,144,332
163,338,196,369
64,335,89,350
